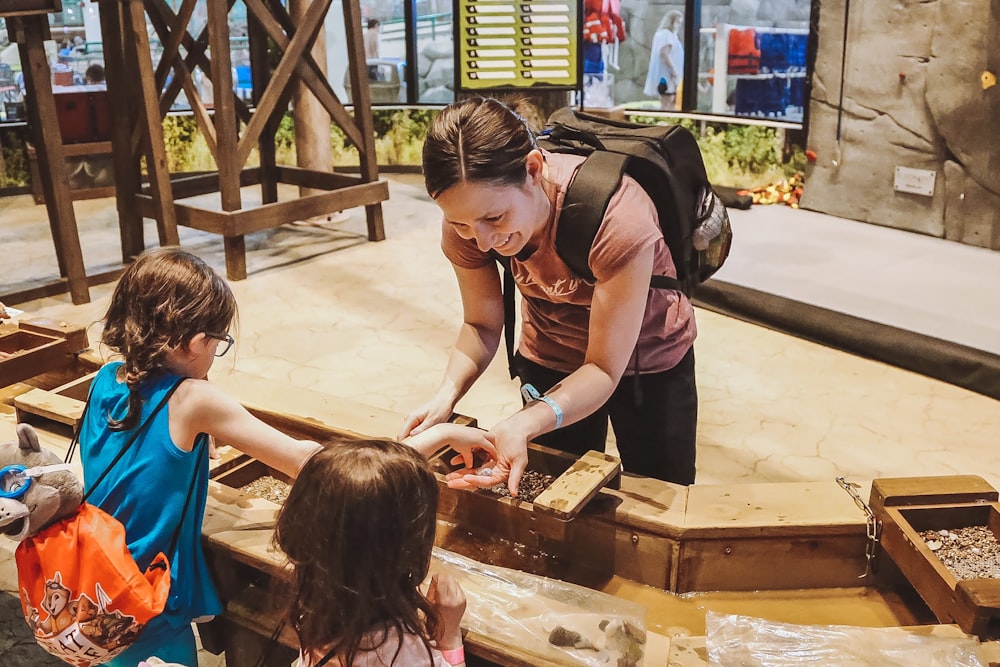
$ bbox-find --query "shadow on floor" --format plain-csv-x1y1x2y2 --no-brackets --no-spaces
0,592,63,666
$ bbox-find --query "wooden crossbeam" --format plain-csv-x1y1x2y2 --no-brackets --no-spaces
236,0,332,165
243,0,363,148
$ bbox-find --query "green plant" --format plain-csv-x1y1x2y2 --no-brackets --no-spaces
0,129,29,188
161,115,217,172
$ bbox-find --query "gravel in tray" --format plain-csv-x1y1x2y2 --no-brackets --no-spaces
918,526,1000,580
239,475,291,504
483,470,555,503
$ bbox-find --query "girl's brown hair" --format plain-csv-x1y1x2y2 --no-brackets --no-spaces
422,96,539,199
100,246,237,430
275,438,441,665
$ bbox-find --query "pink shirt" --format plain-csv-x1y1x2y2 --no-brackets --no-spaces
297,630,451,667
442,151,696,374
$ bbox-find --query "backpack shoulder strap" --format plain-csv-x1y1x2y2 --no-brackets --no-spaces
556,151,629,282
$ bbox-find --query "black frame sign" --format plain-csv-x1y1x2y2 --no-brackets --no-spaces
456,0,579,91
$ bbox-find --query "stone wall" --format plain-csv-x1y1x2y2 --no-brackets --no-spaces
800,0,1000,250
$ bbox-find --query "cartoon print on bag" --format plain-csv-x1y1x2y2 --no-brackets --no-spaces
28,575,141,650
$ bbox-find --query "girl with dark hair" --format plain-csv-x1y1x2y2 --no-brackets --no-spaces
401,96,698,495
83,247,483,665
276,439,467,667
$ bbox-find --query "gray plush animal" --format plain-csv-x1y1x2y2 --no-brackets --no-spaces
0,423,84,542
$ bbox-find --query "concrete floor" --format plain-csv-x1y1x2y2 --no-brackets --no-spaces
2,175,1000,665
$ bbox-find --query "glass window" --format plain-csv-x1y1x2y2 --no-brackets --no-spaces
415,0,454,103
593,0,811,126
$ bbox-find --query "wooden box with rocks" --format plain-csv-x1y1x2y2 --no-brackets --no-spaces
870,475,1000,638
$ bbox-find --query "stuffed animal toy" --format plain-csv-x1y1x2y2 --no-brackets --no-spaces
0,423,83,542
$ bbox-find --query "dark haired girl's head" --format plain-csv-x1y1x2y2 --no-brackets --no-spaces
101,246,237,428
275,438,441,664
422,97,539,199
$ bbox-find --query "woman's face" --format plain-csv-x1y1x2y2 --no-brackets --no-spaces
434,150,550,256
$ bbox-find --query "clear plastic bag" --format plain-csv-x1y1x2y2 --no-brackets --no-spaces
705,611,987,667
431,547,647,666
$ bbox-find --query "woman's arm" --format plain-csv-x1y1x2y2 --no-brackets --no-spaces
449,244,655,494
172,380,322,478
399,263,505,439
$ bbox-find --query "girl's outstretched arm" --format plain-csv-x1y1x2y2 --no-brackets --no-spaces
171,379,322,478
404,422,496,468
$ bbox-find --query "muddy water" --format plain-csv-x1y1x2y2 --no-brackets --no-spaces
436,519,937,638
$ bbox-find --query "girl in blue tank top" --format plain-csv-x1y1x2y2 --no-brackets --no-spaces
80,247,326,666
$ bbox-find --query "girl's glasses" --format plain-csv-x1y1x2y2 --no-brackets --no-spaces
207,332,235,357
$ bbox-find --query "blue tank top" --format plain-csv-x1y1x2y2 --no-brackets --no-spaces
80,362,222,626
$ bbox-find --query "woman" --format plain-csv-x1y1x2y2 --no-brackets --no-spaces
399,98,698,495
644,10,685,110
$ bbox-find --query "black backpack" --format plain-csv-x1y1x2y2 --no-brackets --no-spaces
498,106,733,377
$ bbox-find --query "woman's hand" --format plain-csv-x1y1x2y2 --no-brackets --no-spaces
445,419,529,496
404,423,496,467
426,573,466,651
398,398,455,440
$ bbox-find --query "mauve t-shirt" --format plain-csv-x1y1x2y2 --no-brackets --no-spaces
442,151,696,374
297,630,451,666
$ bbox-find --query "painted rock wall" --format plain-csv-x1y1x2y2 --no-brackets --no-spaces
801,0,1000,250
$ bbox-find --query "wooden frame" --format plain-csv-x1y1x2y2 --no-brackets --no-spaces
0,13,90,305
98,0,388,280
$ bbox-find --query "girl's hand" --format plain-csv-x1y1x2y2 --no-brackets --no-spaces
426,573,466,651
404,423,496,467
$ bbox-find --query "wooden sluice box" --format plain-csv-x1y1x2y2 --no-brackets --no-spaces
871,476,1000,639
12,366,999,664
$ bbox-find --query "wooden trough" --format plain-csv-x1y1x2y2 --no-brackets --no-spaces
10,361,1000,664
871,476,1000,639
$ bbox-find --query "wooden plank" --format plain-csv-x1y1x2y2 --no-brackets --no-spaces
532,449,622,520
125,0,179,246
955,579,1000,638
878,505,961,626
14,387,84,427
226,180,389,234
15,15,90,305
870,476,998,512
97,0,144,261
675,532,871,593
274,166,365,191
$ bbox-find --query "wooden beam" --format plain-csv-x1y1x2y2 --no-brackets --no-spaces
244,0,363,148
236,0,332,166
125,0,179,246
14,15,90,304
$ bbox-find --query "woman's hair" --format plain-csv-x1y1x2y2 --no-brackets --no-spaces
101,246,237,430
275,439,441,665
658,9,683,33
422,96,539,199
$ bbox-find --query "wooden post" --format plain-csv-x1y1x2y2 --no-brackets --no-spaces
11,16,90,305
289,0,333,201
340,0,384,241
125,0,180,247
247,11,278,205
98,0,145,261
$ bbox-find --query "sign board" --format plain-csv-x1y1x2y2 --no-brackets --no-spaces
893,166,937,197
456,0,579,91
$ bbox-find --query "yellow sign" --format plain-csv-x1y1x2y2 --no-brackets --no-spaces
457,0,579,91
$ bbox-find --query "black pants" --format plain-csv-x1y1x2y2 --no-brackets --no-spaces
513,348,698,485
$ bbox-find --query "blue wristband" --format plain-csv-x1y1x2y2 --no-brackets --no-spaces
520,383,564,430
